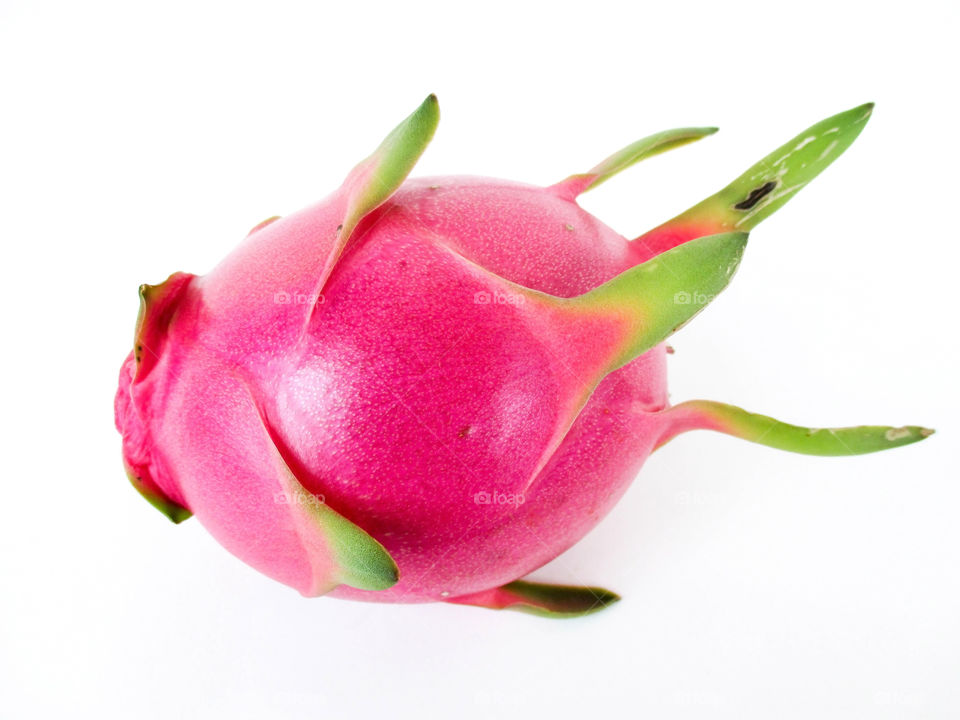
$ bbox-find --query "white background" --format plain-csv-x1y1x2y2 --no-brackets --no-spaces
1,1,957,718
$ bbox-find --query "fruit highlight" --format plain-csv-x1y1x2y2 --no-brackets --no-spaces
115,95,932,617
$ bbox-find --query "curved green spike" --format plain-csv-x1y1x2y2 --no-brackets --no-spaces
339,93,439,242
569,231,748,372
637,103,874,246
308,94,439,306
446,231,746,495
273,445,399,593
447,580,621,618
550,126,718,200
656,400,935,456
125,466,192,523
468,231,745,496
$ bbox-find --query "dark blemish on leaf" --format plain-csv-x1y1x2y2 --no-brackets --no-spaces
734,181,777,210
457,425,472,439
336,224,343,233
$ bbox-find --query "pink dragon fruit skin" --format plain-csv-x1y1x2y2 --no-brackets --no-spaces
115,96,933,616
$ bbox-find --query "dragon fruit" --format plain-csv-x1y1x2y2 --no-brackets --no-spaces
115,95,932,617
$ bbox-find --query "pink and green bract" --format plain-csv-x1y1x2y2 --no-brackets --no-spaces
114,96,932,617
